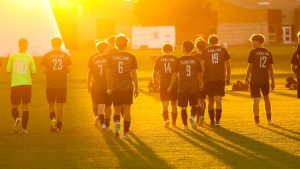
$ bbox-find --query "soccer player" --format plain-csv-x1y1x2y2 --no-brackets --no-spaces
153,43,178,128
107,34,139,139
88,41,112,129
194,37,207,126
7,38,37,134
201,35,231,127
290,31,300,98
41,37,72,132
168,40,203,130
245,34,275,126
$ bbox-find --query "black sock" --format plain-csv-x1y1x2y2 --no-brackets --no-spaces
171,112,177,124
191,106,197,117
49,112,56,120
181,109,187,126
99,114,105,124
266,114,271,121
162,111,169,121
105,119,110,127
22,111,29,129
93,107,98,117
57,122,62,129
124,121,131,133
208,110,215,123
254,116,259,123
216,109,222,123
11,108,19,120
113,115,121,123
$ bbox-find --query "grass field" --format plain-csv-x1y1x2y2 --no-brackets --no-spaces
0,45,300,169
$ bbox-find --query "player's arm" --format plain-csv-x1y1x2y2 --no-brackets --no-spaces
290,53,298,76
291,64,297,76
152,70,158,84
167,73,178,93
30,57,37,75
225,60,231,85
200,60,205,73
87,68,93,93
131,69,139,98
198,71,204,90
269,64,275,90
7,55,13,74
245,63,252,85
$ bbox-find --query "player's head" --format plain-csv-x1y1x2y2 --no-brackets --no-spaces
250,34,264,48
208,35,219,45
182,40,194,54
195,37,206,51
162,43,173,54
115,34,129,50
107,35,116,48
18,38,28,52
95,41,109,54
51,37,63,49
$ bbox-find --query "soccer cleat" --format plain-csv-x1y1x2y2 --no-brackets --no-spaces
14,118,22,134
101,124,107,129
50,119,57,132
172,123,177,128
94,116,100,126
165,120,170,128
215,121,221,127
183,125,188,130
123,132,129,139
189,117,197,129
268,120,273,126
22,129,29,134
115,122,120,137
255,122,260,127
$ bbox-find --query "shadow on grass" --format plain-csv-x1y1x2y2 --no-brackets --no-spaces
100,130,172,169
272,124,300,136
273,91,297,98
212,127,300,168
226,91,250,99
259,126,300,142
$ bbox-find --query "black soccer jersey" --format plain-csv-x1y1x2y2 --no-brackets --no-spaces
154,55,178,89
248,48,274,84
202,46,230,82
41,50,72,89
175,56,202,93
108,51,138,91
89,54,109,92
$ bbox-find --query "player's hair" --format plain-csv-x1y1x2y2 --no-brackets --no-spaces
18,38,28,49
162,43,173,53
115,34,129,50
208,35,219,45
106,35,116,47
195,37,206,50
182,40,194,53
51,37,63,47
96,41,109,53
297,31,300,37
250,34,265,44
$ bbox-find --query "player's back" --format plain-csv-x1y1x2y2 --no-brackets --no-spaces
248,48,273,84
203,46,230,82
177,55,201,93
155,55,177,89
108,51,137,91
91,54,109,91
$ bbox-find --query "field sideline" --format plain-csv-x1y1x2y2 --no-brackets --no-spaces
0,45,300,169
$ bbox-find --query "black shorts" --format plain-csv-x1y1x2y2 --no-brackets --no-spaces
204,81,225,97
11,85,31,105
91,87,97,104
160,88,177,101
198,90,206,99
46,88,67,103
250,83,269,98
94,89,113,106
112,90,133,106
178,92,198,107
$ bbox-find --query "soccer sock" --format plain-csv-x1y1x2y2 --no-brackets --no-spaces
162,111,169,121
254,116,259,124
191,106,197,117
49,112,56,120
57,122,62,129
11,108,19,120
99,114,105,125
216,109,222,123
181,109,188,126
113,115,121,123
22,111,29,129
93,107,98,117
171,112,177,124
266,113,272,121
198,106,204,117
124,121,131,133
208,110,215,123
105,119,111,127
